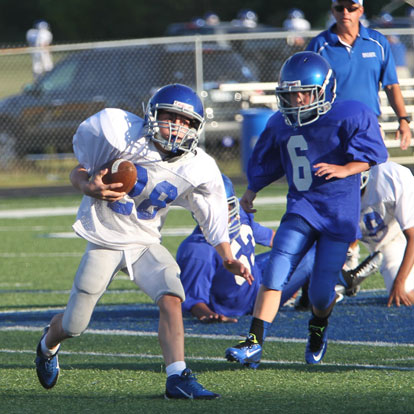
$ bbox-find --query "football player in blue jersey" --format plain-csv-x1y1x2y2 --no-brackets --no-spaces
225,51,388,367
177,174,314,323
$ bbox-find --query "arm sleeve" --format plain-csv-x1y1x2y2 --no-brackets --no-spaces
379,34,399,87
305,36,319,52
305,33,327,54
181,166,230,247
393,167,414,231
246,119,285,193
344,105,388,165
72,109,144,173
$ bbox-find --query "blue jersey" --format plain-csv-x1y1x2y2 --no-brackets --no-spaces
247,100,388,242
177,207,273,316
306,24,398,116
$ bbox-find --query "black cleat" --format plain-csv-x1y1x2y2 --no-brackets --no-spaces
340,251,383,296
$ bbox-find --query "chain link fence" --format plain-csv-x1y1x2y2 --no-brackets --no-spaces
0,28,413,187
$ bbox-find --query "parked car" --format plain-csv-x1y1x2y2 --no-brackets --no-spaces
0,43,256,158
166,20,305,82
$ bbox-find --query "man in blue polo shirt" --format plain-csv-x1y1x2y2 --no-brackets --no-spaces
306,0,411,151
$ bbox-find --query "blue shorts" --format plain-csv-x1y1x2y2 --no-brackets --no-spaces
262,213,348,311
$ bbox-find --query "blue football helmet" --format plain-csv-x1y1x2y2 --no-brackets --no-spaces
222,174,241,240
146,84,205,154
276,51,336,127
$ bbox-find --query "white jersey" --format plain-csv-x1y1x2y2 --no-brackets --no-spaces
26,27,53,47
359,161,414,252
26,27,53,74
72,108,229,250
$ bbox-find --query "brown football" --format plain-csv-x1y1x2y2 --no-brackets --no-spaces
101,158,137,193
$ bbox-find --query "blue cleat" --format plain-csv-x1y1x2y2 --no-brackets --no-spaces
305,320,328,364
35,326,60,389
165,368,220,400
225,333,262,369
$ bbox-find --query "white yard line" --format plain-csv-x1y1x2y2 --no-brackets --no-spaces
0,324,412,348
1,345,413,372
0,252,83,258
0,196,287,219
0,206,78,218
42,220,280,239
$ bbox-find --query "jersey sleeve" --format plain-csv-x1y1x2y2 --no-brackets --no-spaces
177,154,230,247
343,104,388,165
377,32,399,87
392,165,414,231
305,34,325,53
72,108,145,174
246,116,285,193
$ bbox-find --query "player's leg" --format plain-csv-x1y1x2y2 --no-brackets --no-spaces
225,214,316,368
305,236,348,364
158,294,185,365
132,244,220,399
35,243,124,389
280,244,315,306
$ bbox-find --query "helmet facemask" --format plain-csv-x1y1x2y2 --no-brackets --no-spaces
227,194,241,241
145,84,205,155
276,69,335,127
360,170,370,191
147,105,204,154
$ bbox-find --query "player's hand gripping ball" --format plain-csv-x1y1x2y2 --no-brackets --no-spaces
102,159,137,193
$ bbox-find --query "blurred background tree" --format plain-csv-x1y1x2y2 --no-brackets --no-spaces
0,0,409,45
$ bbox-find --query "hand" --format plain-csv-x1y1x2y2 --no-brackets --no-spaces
223,259,254,285
240,189,257,213
387,279,413,307
83,168,126,202
313,163,349,180
396,120,412,150
191,303,238,323
200,314,238,323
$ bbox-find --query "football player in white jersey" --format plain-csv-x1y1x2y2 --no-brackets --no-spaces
34,83,252,399
341,161,414,307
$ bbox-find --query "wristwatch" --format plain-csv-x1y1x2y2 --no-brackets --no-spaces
398,116,411,123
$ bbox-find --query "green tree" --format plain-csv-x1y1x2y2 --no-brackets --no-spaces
0,0,408,45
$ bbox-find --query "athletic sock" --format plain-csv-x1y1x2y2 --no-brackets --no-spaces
309,313,329,328
166,361,186,377
249,317,272,345
40,336,59,357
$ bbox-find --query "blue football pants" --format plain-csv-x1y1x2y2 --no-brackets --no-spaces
262,213,349,311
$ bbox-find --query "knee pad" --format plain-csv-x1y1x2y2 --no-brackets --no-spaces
132,244,185,303
61,290,99,337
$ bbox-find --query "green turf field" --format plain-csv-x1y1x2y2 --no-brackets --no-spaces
1,184,413,414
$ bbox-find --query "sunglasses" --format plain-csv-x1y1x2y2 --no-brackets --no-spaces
333,5,360,13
